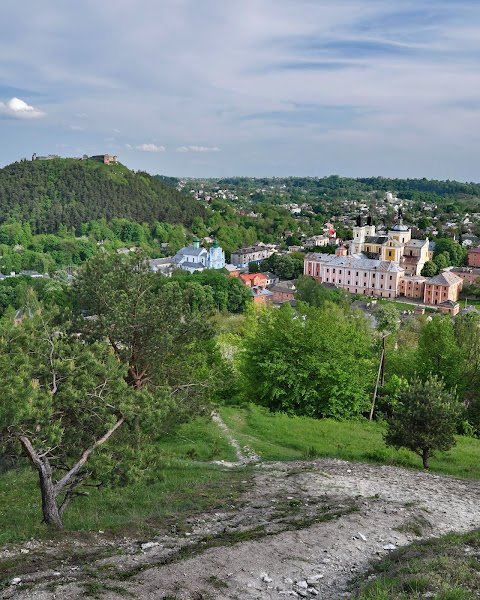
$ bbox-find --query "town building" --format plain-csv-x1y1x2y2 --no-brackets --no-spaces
239,273,268,288
304,249,463,306
437,300,460,316
262,272,280,286
304,235,329,248
304,250,404,298
170,237,225,273
422,271,463,305
449,267,480,285
270,281,296,304
468,246,480,267
351,215,429,275
250,286,273,306
231,244,275,267
147,257,175,277
224,264,241,277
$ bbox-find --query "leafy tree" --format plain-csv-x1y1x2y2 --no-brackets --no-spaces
295,275,351,308
421,261,438,277
434,238,467,266
375,303,400,334
241,303,374,418
0,304,143,528
454,312,480,432
433,251,451,270
385,376,462,469
74,253,220,414
416,315,463,391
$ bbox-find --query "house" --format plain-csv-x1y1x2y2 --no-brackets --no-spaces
172,238,225,273
270,281,296,304
468,246,480,267
250,286,273,306
19,270,48,279
239,273,268,288
262,271,279,286
116,247,139,255
224,264,241,278
231,244,275,267
304,235,329,248
147,257,175,276
437,300,460,316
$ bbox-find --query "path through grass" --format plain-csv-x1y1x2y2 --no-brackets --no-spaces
220,404,480,479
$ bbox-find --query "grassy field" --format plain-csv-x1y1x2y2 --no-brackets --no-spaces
352,530,480,599
220,404,480,479
0,416,243,546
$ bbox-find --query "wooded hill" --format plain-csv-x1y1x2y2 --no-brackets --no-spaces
0,159,205,233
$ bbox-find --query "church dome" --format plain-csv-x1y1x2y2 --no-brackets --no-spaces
390,223,410,232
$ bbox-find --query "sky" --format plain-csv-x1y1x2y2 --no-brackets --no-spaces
1,0,480,180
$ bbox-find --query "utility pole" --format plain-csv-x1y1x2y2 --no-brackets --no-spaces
369,332,390,421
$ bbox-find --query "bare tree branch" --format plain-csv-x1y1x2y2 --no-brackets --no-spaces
54,417,125,495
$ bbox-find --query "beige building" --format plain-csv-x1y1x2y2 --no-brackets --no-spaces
231,244,275,267
304,249,405,298
351,216,429,275
422,271,463,305
304,251,463,306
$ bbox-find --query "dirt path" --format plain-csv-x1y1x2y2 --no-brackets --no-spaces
210,412,260,466
5,459,480,600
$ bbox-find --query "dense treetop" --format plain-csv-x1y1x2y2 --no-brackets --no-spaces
0,159,205,233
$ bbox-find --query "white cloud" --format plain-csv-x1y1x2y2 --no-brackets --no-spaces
135,143,166,152
69,124,84,131
176,145,220,153
0,97,45,119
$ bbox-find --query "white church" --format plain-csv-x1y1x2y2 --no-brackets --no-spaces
172,237,225,273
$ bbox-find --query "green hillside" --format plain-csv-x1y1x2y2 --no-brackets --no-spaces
0,158,205,233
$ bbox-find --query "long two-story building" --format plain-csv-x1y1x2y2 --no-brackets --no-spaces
304,247,463,306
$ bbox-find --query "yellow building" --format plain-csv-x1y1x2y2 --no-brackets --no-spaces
351,216,429,276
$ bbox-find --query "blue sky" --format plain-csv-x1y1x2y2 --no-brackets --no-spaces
1,0,480,180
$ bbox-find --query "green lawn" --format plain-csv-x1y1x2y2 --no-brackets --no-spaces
0,417,241,546
220,404,480,479
352,530,480,599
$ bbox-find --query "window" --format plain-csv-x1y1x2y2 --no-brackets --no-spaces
389,275,393,280
356,271,359,276
332,268,335,273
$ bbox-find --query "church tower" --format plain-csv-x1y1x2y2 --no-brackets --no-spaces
207,239,225,270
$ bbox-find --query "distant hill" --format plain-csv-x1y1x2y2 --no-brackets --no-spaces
0,159,205,233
